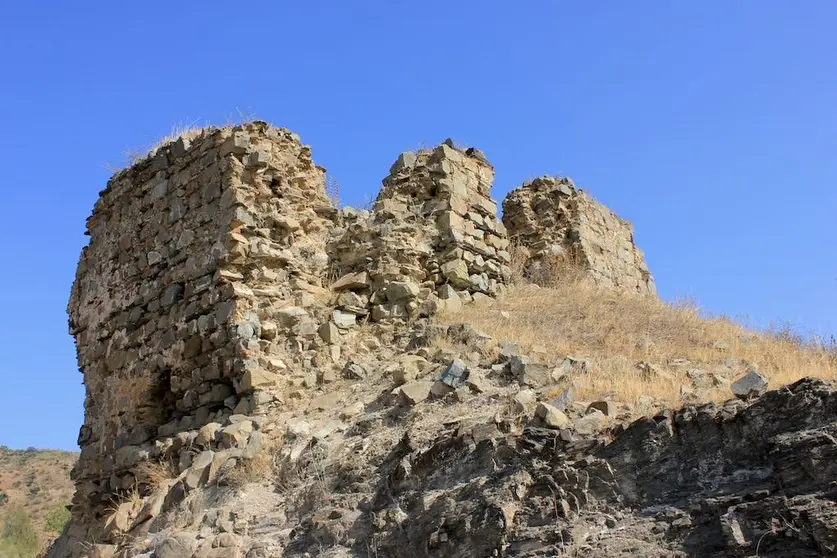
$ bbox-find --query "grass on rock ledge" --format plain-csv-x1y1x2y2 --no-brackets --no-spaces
441,259,837,409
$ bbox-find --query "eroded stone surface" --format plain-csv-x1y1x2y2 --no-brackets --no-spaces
503,176,655,294
63,122,335,547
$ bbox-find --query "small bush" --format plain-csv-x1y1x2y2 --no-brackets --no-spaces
136,459,177,491
223,439,278,489
0,507,39,558
45,504,71,534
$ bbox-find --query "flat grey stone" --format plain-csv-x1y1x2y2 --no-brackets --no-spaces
731,371,768,400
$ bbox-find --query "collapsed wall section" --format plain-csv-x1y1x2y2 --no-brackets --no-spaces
502,176,655,295
66,122,333,540
327,141,511,322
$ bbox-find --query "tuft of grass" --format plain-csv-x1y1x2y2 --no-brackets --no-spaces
0,506,39,558
44,505,70,535
442,258,837,407
142,121,206,161
106,120,206,171
136,459,177,492
0,448,75,552
223,438,279,489
325,173,340,208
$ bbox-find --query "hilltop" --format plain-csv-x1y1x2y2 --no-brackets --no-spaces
47,122,837,557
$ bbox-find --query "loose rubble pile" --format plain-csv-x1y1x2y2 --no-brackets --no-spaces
50,123,836,558
503,176,656,295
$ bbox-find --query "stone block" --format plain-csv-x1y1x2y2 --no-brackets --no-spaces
238,367,277,393
386,280,419,302
731,371,768,400
440,359,469,388
441,259,470,287
332,309,357,329
318,321,340,344
277,306,308,327
332,271,370,291
399,381,434,405
438,211,464,234
535,402,571,429
389,152,417,174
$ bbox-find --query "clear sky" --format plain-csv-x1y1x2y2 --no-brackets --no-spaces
1,2,835,451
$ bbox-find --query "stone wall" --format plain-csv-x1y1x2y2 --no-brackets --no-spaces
64,127,516,545
62,128,654,549
502,176,655,295
328,140,511,319
67,122,336,539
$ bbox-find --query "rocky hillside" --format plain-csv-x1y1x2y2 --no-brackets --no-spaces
0,448,75,557
48,123,837,557
52,279,837,557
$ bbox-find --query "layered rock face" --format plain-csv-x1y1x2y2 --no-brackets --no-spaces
65,122,336,545
503,176,656,295
362,378,837,557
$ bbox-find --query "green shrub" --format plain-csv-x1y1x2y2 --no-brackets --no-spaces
45,504,71,534
0,507,39,558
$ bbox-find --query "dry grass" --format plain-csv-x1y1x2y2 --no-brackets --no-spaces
441,258,837,407
136,459,177,492
137,122,206,163
223,438,279,489
108,120,208,171
325,173,340,208
109,109,265,171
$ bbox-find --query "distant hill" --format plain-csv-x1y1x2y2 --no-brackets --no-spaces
0,448,76,558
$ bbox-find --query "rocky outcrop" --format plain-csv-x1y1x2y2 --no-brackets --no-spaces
503,176,655,295
307,377,837,557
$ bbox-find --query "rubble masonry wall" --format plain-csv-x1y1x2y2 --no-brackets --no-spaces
502,176,655,295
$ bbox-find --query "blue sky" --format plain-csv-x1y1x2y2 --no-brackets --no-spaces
1,2,835,450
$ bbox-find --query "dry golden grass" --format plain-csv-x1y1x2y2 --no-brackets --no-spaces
136,459,177,492
223,438,279,489
442,259,837,407
137,123,206,163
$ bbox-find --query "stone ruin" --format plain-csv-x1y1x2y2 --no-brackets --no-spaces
66,123,338,540
503,176,656,295
329,140,511,318
58,122,658,553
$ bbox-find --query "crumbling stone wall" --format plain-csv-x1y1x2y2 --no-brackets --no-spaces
67,122,336,540
64,127,515,547
62,127,655,550
329,140,511,320
502,176,655,295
